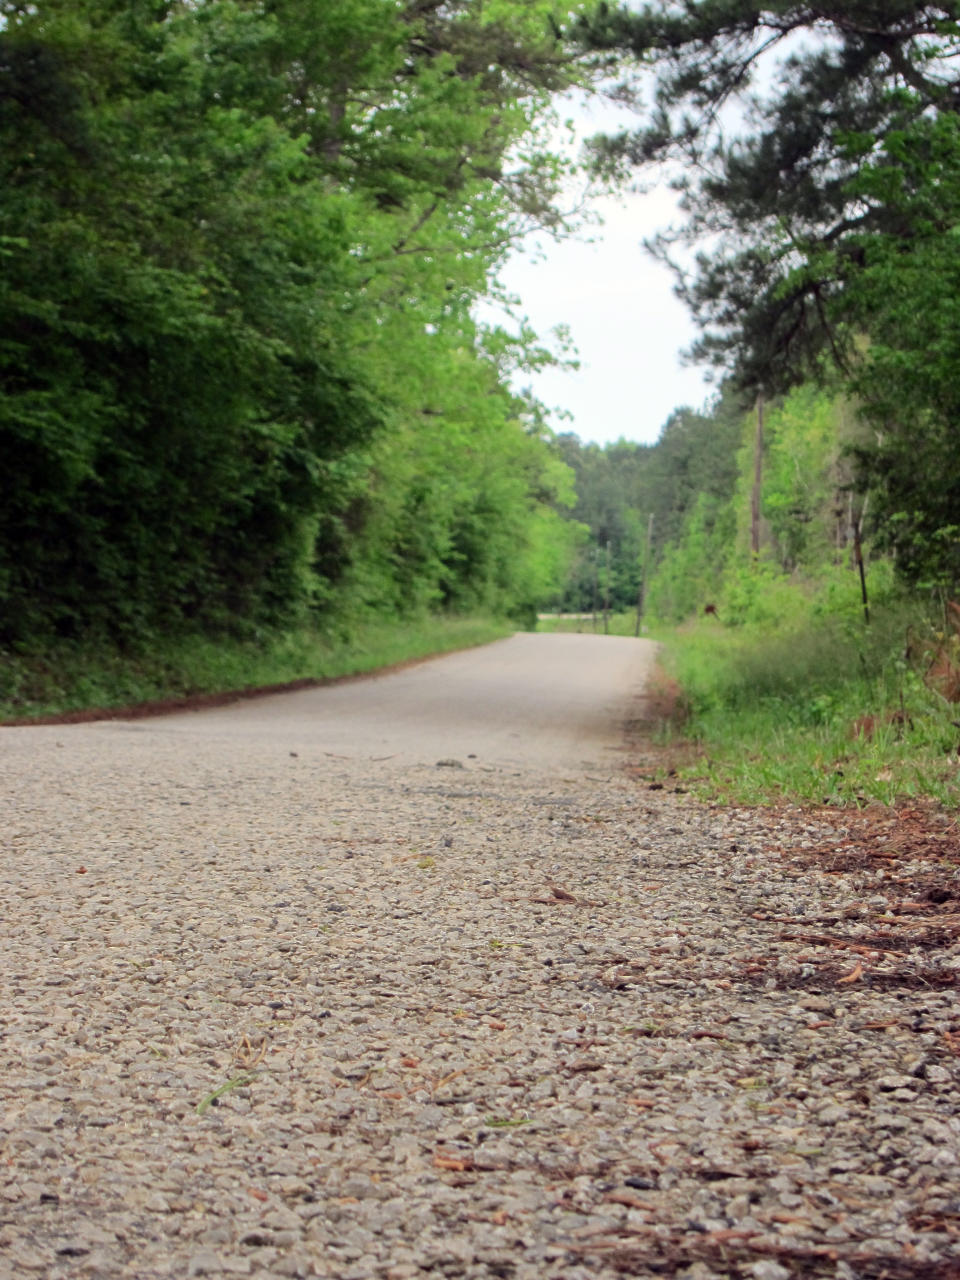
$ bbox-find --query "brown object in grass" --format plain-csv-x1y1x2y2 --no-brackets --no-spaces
851,709,911,739
923,599,960,702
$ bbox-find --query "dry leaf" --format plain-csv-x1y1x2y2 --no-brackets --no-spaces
434,1152,473,1172
837,961,864,984
604,1190,655,1211
549,884,578,903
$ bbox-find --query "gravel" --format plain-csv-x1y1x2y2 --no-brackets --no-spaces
2,655,959,1279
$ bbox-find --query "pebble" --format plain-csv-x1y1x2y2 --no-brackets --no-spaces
0,722,958,1278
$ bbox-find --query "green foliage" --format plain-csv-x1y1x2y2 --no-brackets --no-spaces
645,492,735,623
662,603,960,809
573,6,960,593
759,388,851,573
0,614,512,721
549,385,746,614
0,0,592,653
640,382,881,625
825,110,960,592
575,2,960,390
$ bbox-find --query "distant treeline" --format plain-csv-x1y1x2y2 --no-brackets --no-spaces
549,375,952,628
547,387,745,618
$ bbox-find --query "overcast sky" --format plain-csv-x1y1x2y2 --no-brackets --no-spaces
485,86,729,449
496,184,713,447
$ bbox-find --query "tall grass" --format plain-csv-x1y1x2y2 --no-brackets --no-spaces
0,615,513,721
658,603,960,808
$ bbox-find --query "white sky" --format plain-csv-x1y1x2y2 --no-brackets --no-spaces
488,99,714,448
497,188,712,447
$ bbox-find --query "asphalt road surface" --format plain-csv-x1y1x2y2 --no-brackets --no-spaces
145,632,659,770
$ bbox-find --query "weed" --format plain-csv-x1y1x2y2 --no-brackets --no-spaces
196,1073,258,1116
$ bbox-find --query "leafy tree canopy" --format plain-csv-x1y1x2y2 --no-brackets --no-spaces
574,2,960,390
0,0,595,644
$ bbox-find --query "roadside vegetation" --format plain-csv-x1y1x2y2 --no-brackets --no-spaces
0,0,596,716
7,0,960,823
546,384,960,810
538,4,960,812
0,615,511,722
660,602,960,811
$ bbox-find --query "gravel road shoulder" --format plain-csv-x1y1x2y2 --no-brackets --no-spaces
2,638,959,1280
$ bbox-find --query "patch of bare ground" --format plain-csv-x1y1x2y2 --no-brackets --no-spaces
622,661,703,788
570,1235,960,1278
735,804,960,997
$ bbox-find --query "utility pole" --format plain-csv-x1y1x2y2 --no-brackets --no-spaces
591,547,598,633
851,496,871,626
750,393,764,559
635,513,654,637
603,540,611,635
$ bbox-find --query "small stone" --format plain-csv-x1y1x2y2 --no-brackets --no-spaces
750,1262,791,1280
187,1248,224,1276
219,1258,252,1276
922,1063,953,1085
876,1075,916,1092
263,1206,305,1232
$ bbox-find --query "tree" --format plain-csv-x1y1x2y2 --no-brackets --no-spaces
574,2,960,391
549,387,746,613
0,0,593,645
833,110,960,588
0,1,384,640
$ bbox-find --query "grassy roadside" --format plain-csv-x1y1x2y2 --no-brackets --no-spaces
0,615,513,723
537,611,643,637
655,607,960,809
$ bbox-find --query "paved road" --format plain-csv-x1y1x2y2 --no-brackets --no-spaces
145,632,659,770
3,632,958,1279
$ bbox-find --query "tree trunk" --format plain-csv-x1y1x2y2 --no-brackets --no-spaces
750,394,764,559
635,513,654,638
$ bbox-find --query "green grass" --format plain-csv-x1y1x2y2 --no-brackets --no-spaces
196,1073,258,1116
657,605,960,809
537,610,645,637
0,614,513,721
